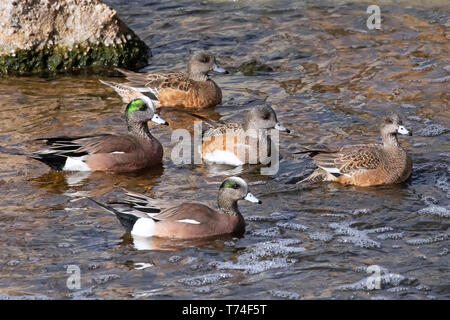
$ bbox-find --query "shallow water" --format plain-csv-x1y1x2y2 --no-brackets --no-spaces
0,0,449,299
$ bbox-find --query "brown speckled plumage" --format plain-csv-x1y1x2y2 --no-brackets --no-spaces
298,113,412,187
115,51,225,109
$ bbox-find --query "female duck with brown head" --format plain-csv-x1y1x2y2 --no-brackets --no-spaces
195,104,290,166
295,113,412,187
114,51,228,109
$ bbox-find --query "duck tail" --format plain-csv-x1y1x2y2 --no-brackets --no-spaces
28,153,68,171
88,197,139,233
114,67,137,77
98,79,119,89
297,168,328,184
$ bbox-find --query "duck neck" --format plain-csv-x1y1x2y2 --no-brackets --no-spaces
382,132,400,149
242,113,255,132
243,119,262,139
187,68,209,81
218,194,240,216
127,119,154,140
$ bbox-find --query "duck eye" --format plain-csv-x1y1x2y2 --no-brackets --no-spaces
262,113,270,120
139,105,147,111
233,184,239,189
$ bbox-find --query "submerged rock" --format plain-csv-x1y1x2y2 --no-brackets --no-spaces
236,59,273,76
0,0,149,74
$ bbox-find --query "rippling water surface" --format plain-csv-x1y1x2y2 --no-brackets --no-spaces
0,0,449,299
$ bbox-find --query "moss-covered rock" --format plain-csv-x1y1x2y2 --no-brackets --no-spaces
236,60,273,76
0,0,149,75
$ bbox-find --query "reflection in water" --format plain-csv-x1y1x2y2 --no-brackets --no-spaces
121,233,238,251
0,0,449,299
30,164,165,198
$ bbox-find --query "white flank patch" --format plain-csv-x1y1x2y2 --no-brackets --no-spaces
63,156,91,171
176,219,201,225
203,150,244,166
111,151,125,154
131,218,155,237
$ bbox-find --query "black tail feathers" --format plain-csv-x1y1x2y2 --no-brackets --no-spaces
88,198,139,233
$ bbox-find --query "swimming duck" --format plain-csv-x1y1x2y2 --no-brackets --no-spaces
295,113,412,186
115,51,227,109
192,105,290,166
30,98,168,172
90,176,261,239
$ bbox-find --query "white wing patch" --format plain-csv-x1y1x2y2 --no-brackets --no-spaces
176,219,201,225
111,151,125,154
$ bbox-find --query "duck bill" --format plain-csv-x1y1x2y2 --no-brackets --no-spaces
397,125,411,136
212,65,228,74
244,192,262,204
151,114,169,126
274,122,290,133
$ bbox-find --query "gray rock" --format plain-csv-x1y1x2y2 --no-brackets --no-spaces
0,0,149,74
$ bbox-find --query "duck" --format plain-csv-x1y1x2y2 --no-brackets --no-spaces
191,104,290,166
114,51,228,109
29,97,168,172
89,176,261,239
295,113,412,186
